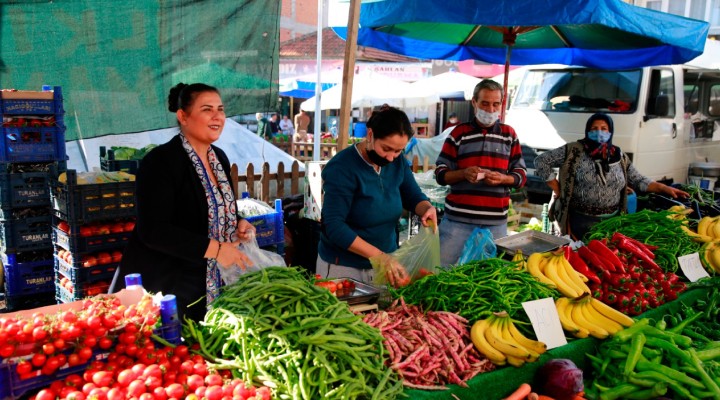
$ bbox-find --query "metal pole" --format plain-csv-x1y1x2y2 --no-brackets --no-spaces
312,0,325,161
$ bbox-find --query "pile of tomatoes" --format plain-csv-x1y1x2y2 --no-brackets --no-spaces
313,276,357,297
32,344,271,400
56,219,135,238
0,294,158,379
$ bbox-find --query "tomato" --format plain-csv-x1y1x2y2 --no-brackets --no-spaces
256,386,272,400
31,353,46,367
79,226,93,237
82,382,97,395
144,375,162,391
0,343,15,358
204,385,223,400
192,362,208,377
53,338,66,351
35,389,57,400
233,383,255,399
124,221,136,232
67,353,82,366
88,387,109,400
66,374,84,388
111,250,123,263
82,255,98,268
92,370,114,387
110,223,125,234
66,391,86,400
138,393,155,400
142,364,163,380
127,379,147,397
204,373,223,387
42,343,55,355
116,368,136,387
107,387,125,400
58,221,70,233
96,225,111,235
186,374,205,391
15,360,32,375
153,386,168,400
77,346,93,361
165,383,185,399
97,252,112,265
179,360,194,375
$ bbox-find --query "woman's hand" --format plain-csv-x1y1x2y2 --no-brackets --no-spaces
416,201,438,232
376,253,410,288
663,185,689,199
236,219,256,242
216,241,253,270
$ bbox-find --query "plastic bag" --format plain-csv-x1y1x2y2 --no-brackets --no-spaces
371,223,440,287
456,227,497,265
236,197,275,218
218,234,286,286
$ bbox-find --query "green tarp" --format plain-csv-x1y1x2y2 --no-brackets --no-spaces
0,0,279,141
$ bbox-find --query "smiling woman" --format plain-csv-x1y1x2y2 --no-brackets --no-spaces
110,82,257,322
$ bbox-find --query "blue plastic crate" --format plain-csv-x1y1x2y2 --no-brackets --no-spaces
0,126,66,163
51,170,137,225
54,255,119,283
0,213,52,252
3,254,54,296
0,87,64,115
245,199,284,247
52,224,131,254
2,291,56,312
153,321,182,346
54,276,111,303
0,349,108,400
0,170,54,208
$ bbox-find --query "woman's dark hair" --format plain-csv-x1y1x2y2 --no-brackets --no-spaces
366,104,414,139
168,82,219,114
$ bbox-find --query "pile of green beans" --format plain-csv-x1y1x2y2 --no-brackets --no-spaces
390,258,560,326
182,267,403,400
587,209,702,272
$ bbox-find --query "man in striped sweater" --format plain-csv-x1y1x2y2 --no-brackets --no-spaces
435,80,527,266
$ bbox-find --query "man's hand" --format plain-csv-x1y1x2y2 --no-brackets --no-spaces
464,166,487,183
483,171,510,186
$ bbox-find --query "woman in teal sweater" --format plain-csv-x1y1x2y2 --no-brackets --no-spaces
317,105,437,287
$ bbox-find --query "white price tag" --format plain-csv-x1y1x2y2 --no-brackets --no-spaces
522,297,567,350
678,253,710,282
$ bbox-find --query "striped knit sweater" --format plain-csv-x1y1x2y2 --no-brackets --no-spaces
435,120,527,225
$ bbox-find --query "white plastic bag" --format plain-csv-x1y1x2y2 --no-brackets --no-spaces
218,233,286,285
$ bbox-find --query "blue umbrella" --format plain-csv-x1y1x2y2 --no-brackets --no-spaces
334,0,709,113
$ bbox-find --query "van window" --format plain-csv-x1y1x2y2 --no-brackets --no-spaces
513,69,641,113
646,69,675,118
684,84,700,114
708,84,720,117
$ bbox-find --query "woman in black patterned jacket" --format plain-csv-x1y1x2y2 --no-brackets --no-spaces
535,113,687,241
112,83,255,322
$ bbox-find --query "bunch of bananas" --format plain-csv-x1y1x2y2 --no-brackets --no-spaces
556,295,634,339
667,204,693,222
700,241,720,273
527,250,589,298
469,312,546,367
511,249,526,270
689,215,720,243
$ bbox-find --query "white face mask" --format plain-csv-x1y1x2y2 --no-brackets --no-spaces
475,108,499,127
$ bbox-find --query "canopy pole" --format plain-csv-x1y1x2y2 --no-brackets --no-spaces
312,0,325,161
338,0,361,151
501,28,517,123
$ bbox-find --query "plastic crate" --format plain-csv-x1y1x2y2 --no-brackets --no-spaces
0,126,66,163
100,158,139,174
54,255,119,283
3,253,54,296
0,87,64,115
153,321,182,346
51,170,137,224
0,213,52,252
0,170,54,208
245,199,284,247
0,350,107,400
52,225,131,253
2,291,56,313
54,278,111,303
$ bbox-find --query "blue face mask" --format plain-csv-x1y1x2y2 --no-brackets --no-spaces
588,130,611,143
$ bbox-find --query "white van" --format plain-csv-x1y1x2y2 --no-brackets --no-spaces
506,64,720,200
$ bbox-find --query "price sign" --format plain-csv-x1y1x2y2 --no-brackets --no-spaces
678,253,710,282
522,297,567,350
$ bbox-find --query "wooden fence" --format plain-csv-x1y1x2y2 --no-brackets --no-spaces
230,160,306,204
410,154,437,173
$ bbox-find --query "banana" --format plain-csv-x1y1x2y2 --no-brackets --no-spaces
470,319,507,365
505,317,547,356
544,254,581,298
506,355,526,367
512,249,527,271
588,297,635,328
582,298,624,335
496,318,540,362
710,242,720,273
700,241,718,273
713,218,720,239
555,297,589,338
484,317,532,360
698,216,713,237
680,225,714,243
558,254,591,294
527,252,557,288
570,299,609,339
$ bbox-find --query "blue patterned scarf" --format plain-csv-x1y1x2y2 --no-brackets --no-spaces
179,133,238,307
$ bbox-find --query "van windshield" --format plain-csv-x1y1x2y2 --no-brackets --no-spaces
513,69,642,113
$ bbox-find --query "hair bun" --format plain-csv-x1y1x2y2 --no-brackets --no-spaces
168,83,188,112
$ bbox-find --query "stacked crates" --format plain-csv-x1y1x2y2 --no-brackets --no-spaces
51,170,136,303
0,87,67,310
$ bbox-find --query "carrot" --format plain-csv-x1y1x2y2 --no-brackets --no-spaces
504,383,532,400
537,396,556,400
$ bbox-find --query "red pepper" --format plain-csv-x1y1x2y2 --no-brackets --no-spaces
611,232,656,260
607,273,630,287
602,291,617,304
588,239,626,273
578,245,615,272
567,250,601,284
612,233,661,271
592,287,603,299
615,293,633,308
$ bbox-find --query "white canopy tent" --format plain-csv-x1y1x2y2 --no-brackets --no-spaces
300,70,439,111
410,70,481,100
